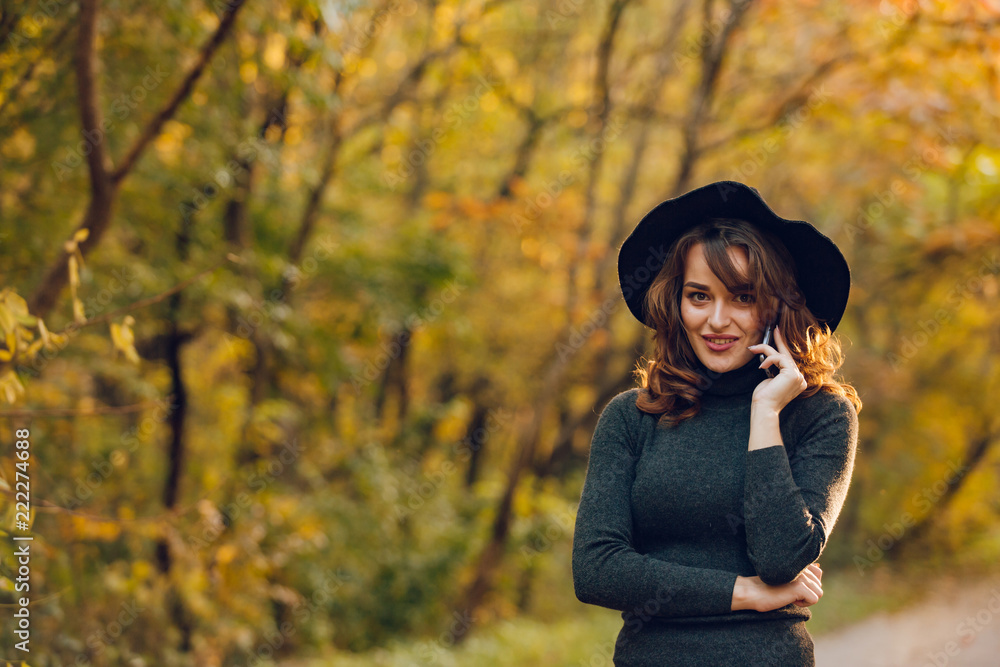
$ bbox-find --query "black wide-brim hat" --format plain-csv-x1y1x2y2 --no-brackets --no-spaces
618,180,851,332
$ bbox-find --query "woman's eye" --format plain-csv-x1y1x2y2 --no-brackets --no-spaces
735,293,755,304
690,292,708,301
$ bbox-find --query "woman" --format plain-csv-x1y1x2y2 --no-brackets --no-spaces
572,181,861,666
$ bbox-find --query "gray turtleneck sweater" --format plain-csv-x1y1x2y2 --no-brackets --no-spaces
572,356,859,664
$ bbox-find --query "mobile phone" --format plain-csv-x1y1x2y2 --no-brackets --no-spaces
760,322,777,379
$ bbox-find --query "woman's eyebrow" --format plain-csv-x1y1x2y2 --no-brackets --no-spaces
683,281,753,292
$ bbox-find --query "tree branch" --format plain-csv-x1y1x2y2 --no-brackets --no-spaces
27,0,247,321
699,51,854,153
673,0,754,195
0,400,166,418
76,0,113,200
110,0,248,184
64,254,241,331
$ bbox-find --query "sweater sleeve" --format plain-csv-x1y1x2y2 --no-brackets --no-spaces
743,392,859,585
572,390,738,618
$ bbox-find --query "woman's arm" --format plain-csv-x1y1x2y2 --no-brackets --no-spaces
742,392,859,585
743,326,860,585
732,564,824,611
572,390,739,619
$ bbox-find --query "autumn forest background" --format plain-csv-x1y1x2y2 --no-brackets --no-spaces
2,0,1000,664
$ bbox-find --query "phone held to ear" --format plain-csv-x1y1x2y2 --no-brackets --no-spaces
759,323,778,379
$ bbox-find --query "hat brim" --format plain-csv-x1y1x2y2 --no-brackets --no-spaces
617,181,850,332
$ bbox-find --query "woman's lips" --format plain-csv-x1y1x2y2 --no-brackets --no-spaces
703,336,738,351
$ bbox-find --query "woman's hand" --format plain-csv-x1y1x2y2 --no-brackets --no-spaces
747,325,807,412
732,563,824,612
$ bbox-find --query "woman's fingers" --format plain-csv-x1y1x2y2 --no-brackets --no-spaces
793,579,821,606
801,565,823,588
789,565,823,607
750,327,793,374
773,325,790,355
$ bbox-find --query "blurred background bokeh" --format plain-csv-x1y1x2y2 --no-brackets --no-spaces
2,0,1000,664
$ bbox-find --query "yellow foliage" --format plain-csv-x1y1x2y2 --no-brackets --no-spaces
0,371,25,404
70,515,121,541
433,410,467,442
263,33,287,70
433,4,456,42
110,315,141,364
358,58,378,78
424,191,451,209
132,559,153,582
520,237,540,260
298,516,327,542
386,49,408,70
216,543,239,565
6,127,36,159
480,91,500,113
0,330,14,361
512,480,534,518
239,61,258,84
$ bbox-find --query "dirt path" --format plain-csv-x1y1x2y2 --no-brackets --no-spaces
814,571,1000,667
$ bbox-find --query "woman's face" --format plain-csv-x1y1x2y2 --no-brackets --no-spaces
679,242,765,374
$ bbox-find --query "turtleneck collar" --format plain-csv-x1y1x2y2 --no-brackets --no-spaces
694,355,769,397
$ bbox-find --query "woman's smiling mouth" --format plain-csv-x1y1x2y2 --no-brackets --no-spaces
703,335,739,351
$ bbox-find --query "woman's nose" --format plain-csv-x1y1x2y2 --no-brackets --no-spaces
708,301,732,329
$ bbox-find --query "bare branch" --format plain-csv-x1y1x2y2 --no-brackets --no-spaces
63,254,241,331
111,0,248,184
76,0,113,199
27,1,247,320
0,400,166,418
673,0,755,195
699,51,853,153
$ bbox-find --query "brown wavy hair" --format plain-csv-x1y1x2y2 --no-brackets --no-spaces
634,217,862,427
